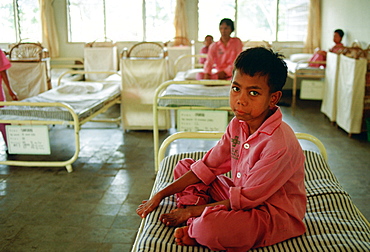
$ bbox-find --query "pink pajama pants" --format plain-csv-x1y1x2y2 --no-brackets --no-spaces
174,158,271,252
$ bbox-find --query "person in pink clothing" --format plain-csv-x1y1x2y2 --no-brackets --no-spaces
309,29,345,67
198,35,214,65
0,49,18,146
137,47,306,251
197,18,243,80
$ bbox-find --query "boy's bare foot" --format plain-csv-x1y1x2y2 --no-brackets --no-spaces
159,208,191,227
174,226,198,246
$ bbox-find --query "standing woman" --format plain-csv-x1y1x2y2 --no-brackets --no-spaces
198,18,243,80
0,49,18,146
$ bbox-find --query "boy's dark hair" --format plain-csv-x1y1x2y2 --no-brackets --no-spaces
334,29,344,38
233,47,287,93
219,18,235,32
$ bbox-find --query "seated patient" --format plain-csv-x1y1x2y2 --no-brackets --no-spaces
199,35,214,65
309,29,345,67
197,18,243,80
137,47,307,252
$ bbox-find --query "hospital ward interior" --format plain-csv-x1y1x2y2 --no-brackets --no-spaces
0,0,369,251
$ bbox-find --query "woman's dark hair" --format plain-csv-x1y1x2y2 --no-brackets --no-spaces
219,18,235,32
233,47,287,93
334,29,344,38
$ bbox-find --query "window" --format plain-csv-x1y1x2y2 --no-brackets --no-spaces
198,0,235,41
277,0,309,41
198,0,308,42
67,0,176,43
0,0,41,43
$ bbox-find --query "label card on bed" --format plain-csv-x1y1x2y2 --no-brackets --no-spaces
177,110,228,132
6,125,51,155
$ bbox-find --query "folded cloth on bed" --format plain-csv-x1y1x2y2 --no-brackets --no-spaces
57,82,104,94
133,150,370,252
38,82,115,102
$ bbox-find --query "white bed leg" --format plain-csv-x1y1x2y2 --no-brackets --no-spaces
66,164,73,173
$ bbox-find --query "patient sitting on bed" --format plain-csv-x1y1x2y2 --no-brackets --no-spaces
309,29,345,67
197,18,243,80
199,35,213,65
137,47,306,252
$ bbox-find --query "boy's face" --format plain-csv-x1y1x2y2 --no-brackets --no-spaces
230,70,281,131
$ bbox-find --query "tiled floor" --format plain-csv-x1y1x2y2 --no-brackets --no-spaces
0,96,369,251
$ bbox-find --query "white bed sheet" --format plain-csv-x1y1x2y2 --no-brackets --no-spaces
285,59,325,75
50,68,84,88
158,84,230,108
0,81,120,122
335,55,367,134
320,52,340,122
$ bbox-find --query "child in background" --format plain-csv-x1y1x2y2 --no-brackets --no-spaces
0,49,18,146
137,47,307,252
309,29,345,67
199,35,213,65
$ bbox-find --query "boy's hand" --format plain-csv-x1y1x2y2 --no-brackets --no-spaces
217,71,227,80
8,90,18,101
136,194,162,218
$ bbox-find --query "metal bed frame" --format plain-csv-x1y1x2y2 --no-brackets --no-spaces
153,80,231,173
0,71,121,172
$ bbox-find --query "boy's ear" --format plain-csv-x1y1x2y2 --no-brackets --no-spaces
270,91,282,108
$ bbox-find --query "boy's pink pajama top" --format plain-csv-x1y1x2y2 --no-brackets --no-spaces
189,107,307,250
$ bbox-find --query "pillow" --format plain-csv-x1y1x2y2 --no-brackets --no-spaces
184,68,218,80
289,53,313,62
57,83,103,94
184,69,204,80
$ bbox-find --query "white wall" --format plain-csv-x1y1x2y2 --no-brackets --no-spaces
321,0,370,50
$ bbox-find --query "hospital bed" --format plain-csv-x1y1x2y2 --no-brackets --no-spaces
0,70,121,173
153,80,231,173
120,42,171,131
284,53,326,115
321,45,369,136
50,57,85,88
165,37,193,79
132,131,370,252
172,54,208,81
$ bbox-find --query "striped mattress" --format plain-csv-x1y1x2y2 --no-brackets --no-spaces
133,151,370,252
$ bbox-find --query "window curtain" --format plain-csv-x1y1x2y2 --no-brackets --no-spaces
173,0,189,46
304,0,321,53
39,0,59,57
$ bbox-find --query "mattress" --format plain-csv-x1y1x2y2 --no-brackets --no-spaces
0,81,120,122
158,84,230,108
133,150,370,252
285,59,325,75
